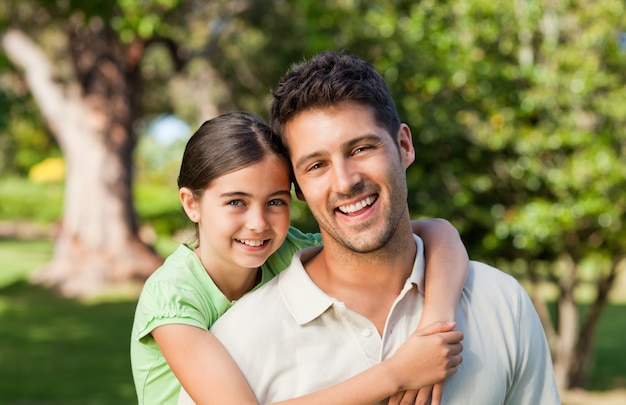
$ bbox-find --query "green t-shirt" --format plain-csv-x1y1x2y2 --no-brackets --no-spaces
130,227,321,405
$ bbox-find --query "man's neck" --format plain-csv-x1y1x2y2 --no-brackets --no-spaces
305,222,417,334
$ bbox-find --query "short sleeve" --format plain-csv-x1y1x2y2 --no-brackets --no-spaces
133,280,217,342
263,227,322,277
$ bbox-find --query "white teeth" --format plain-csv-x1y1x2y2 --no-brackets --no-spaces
338,196,376,214
238,239,265,247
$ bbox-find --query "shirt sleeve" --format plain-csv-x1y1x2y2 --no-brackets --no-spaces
134,279,211,343
505,283,561,404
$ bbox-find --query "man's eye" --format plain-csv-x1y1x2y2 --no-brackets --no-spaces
354,145,373,154
307,162,325,172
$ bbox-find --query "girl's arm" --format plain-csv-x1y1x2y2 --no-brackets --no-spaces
411,218,469,327
273,321,462,405
154,324,258,405
402,218,469,405
171,322,462,405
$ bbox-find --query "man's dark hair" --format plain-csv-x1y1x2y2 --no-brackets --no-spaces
269,50,401,149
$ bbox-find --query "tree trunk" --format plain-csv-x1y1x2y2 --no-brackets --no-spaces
569,256,620,387
552,254,579,391
2,27,162,297
527,260,558,351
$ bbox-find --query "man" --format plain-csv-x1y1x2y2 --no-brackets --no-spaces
181,51,560,404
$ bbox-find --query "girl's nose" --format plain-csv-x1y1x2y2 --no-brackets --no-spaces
246,207,269,232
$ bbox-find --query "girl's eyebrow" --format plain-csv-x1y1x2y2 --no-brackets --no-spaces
219,190,292,199
269,190,292,198
219,191,252,198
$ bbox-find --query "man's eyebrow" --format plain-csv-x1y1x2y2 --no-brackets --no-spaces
345,134,382,149
294,151,325,171
293,134,383,170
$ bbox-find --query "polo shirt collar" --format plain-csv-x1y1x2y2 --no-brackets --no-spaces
407,234,426,294
278,235,426,326
279,246,334,325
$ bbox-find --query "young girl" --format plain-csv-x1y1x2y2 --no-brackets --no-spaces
130,112,467,405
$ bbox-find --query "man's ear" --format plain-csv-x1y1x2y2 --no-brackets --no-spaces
397,123,415,169
179,187,199,222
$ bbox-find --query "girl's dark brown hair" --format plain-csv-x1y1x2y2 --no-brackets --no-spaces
178,111,290,198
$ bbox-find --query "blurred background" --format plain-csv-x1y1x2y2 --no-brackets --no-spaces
0,0,625,404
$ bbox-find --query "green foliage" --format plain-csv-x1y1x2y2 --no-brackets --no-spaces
0,176,190,237
0,177,64,223
134,131,186,186
113,0,185,41
0,88,57,176
134,182,188,236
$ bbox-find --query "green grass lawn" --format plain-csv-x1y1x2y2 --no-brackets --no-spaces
589,303,626,390
0,281,138,405
0,239,137,404
0,238,625,404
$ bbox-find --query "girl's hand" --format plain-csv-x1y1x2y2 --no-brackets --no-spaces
386,321,463,404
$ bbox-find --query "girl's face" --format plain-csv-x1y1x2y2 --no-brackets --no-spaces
182,156,292,280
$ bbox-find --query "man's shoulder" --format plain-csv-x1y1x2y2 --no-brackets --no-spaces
468,260,519,286
461,260,539,331
465,260,526,302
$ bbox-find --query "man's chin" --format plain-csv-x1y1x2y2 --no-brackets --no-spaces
337,234,389,254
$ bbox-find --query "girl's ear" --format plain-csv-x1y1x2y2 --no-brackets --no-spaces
179,187,199,222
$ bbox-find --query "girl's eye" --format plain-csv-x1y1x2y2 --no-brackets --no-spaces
227,200,245,207
268,199,289,207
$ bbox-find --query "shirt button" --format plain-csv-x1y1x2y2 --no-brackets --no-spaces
361,328,372,337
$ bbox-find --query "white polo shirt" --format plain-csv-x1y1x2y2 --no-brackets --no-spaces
179,236,559,404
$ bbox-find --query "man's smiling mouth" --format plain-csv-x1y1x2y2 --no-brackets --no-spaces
337,195,377,215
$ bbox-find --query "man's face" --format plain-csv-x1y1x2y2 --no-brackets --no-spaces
285,102,415,253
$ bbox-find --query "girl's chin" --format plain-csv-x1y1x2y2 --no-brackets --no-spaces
237,258,270,270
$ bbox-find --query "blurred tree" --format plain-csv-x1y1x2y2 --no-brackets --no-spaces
0,0,232,296
1,4,156,296
0,52,55,176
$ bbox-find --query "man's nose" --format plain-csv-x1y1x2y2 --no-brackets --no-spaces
331,160,362,195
